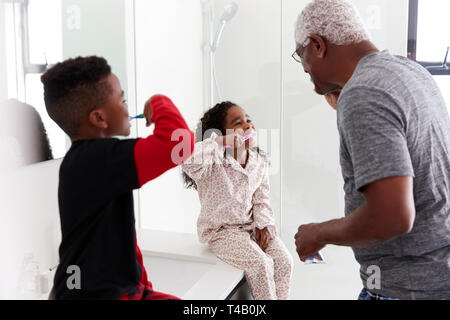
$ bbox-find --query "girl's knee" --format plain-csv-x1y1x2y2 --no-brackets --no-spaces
274,250,294,275
246,254,274,277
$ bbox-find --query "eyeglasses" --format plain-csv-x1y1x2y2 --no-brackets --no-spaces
292,38,311,64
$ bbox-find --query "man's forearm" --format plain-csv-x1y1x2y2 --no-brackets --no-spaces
316,203,401,249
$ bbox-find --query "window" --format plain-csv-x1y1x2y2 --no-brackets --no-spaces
408,0,450,114
408,0,450,75
4,0,67,158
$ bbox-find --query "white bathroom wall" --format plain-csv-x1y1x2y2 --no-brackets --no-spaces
61,0,128,93
352,0,408,56
435,76,450,114
0,2,6,100
134,0,204,234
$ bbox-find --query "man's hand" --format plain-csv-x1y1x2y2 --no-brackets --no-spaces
294,223,326,262
255,227,272,252
293,177,415,252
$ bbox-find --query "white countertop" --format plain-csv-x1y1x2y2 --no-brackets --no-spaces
138,229,245,300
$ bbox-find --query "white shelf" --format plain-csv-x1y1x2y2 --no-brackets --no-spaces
138,229,245,300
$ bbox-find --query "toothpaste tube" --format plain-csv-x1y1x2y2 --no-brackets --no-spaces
304,251,325,264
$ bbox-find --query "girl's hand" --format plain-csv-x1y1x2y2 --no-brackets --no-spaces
255,227,272,252
216,132,245,150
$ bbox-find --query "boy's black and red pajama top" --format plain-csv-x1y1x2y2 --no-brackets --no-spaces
52,95,194,300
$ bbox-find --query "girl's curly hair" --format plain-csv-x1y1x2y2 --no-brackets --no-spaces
183,101,267,190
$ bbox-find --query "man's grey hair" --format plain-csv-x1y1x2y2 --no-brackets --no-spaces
295,0,371,48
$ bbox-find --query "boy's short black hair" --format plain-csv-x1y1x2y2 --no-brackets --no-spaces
41,56,112,137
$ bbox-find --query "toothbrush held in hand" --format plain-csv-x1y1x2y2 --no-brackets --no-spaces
129,114,145,121
242,131,256,142
225,131,256,149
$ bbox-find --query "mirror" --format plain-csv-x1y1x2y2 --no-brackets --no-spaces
0,0,129,170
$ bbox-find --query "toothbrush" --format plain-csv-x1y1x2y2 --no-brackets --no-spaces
225,131,256,149
242,131,256,142
129,114,145,121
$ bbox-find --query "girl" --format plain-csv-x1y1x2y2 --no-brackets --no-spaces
182,101,293,300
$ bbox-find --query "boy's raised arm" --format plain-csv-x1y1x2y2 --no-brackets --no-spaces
134,95,194,187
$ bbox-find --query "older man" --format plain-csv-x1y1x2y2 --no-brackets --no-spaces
293,0,450,300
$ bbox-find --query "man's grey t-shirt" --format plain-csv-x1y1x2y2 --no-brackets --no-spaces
337,50,450,300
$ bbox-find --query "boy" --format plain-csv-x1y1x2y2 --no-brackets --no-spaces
41,56,194,299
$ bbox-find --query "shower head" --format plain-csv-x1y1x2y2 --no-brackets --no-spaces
219,2,238,22
211,2,239,52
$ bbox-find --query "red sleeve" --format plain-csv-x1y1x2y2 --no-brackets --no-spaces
134,95,195,187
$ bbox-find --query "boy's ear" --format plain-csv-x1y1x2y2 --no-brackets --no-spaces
88,109,108,129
